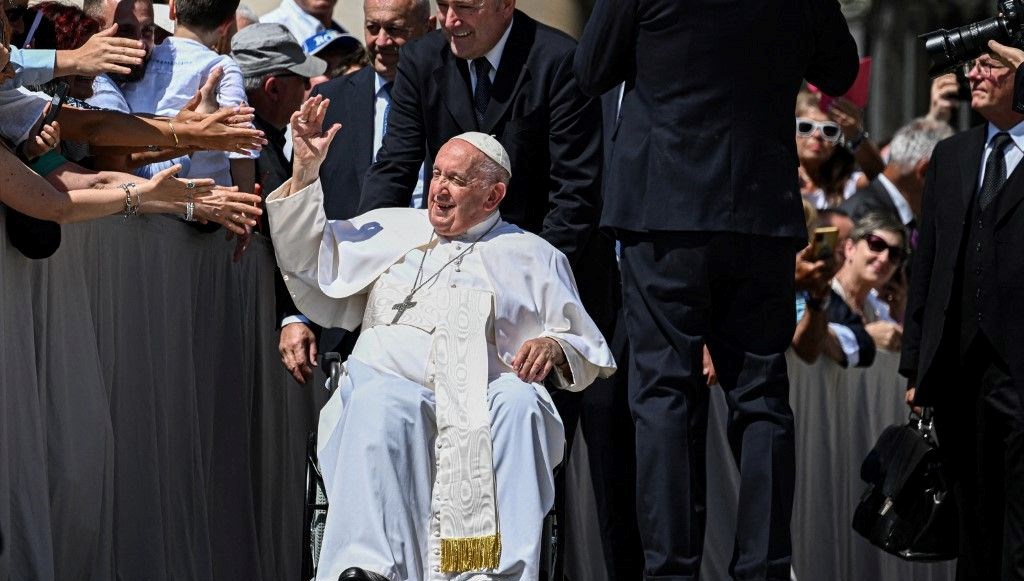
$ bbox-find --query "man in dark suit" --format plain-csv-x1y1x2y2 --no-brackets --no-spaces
574,0,858,579
276,0,434,384
902,51,1024,580
841,117,953,231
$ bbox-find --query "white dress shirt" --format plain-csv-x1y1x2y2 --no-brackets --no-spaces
467,18,512,93
977,121,1024,192
261,0,339,47
875,173,915,225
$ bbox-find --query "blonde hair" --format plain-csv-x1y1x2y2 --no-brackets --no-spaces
802,198,818,244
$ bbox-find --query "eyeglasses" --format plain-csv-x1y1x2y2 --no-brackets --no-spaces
796,118,842,143
861,233,904,264
965,58,1010,77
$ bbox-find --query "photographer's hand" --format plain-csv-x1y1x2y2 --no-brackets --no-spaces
927,74,959,122
989,39,1024,70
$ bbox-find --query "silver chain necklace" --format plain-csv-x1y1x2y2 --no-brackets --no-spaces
390,220,499,324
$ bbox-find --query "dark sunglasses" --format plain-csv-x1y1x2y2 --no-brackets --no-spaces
796,118,842,143
862,233,904,263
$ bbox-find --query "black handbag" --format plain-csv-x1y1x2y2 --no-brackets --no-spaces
851,411,958,561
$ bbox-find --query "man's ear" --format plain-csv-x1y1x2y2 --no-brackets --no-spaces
263,75,280,100
915,158,930,182
484,182,506,212
168,0,177,21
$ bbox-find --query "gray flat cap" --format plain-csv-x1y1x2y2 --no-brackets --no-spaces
231,23,327,79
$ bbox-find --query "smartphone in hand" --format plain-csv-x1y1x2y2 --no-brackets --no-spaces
811,226,839,261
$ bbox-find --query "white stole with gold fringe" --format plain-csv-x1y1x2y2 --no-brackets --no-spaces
429,286,501,573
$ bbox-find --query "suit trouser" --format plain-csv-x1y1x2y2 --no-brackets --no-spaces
581,307,644,581
619,231,796,581
934,335,1024,581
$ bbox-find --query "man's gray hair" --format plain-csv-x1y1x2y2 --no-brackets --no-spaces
236,3,260,26
886,117,954,169
242,72,277,93
475,156,511,186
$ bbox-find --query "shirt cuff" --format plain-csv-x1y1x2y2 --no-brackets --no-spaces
8,48,57,88
281,314,311,328
828,322,860,368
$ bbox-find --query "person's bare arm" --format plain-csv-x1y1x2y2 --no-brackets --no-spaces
54,104,265,153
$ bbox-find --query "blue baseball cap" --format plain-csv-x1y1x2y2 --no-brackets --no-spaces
303,29,362,56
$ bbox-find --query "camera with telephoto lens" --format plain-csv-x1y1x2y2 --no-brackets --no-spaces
921,0,1024,76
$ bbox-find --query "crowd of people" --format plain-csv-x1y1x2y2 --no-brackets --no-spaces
3,0,1024,580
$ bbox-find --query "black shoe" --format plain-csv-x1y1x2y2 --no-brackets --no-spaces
338,566,389,581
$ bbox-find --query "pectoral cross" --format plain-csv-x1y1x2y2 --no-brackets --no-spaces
391,294,418,324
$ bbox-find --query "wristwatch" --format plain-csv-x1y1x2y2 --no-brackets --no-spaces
846,129,869,153
804,291,831,312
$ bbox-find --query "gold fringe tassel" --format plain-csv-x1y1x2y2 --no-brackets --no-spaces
440,533,502,573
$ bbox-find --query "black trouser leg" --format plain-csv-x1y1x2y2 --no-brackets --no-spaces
621,232,796,581
582,307,644,581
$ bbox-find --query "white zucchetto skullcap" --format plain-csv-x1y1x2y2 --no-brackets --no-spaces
451,132,512,177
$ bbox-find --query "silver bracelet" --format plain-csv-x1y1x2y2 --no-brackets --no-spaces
184,200,196,222
121,183,139,218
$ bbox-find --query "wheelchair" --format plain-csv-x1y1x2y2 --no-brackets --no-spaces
301,352,565,581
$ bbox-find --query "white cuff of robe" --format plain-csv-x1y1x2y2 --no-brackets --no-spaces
828,322,860,368
280,314,311,328
542,336,585,390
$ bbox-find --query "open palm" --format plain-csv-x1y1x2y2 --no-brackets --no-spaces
291,95,342,175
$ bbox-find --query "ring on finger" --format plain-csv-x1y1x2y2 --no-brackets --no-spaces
186,180,196,190
298,117,309,123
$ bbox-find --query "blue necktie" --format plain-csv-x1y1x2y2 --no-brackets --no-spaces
473,58,491,123
380,82,393,136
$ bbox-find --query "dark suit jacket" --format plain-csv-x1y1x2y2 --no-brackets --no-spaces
359,11,617,334
901,126,1024,403
574,0,859,239
840,178,903,225
360,10,602,267
310,67,377,221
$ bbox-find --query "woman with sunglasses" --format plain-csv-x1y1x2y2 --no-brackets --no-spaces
795,89,884,209
832,212,908,352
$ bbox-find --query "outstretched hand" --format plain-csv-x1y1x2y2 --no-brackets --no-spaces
66,24,146,77
289,95,342,194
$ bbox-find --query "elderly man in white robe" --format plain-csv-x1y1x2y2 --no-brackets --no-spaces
266,96,616,581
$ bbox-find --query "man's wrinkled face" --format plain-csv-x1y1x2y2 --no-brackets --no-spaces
436,0,513,60
428,139,503,236
296,0,337,19
967,55,1016,119
364,0,432,81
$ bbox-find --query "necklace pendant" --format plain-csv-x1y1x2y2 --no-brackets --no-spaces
391,294,418,324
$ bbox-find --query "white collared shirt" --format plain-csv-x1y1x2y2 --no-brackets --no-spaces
466,17,513,93
261,0,338,49
977,121,1024,192
875,174,915,226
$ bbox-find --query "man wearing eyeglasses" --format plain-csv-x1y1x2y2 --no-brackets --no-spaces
902,45,1024,580
274,0,434,387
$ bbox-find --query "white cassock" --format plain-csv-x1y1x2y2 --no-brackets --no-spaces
266,179,616,581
